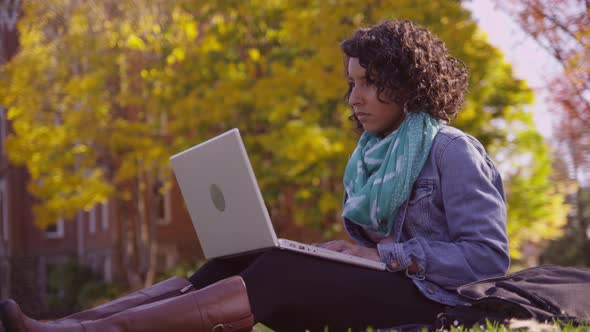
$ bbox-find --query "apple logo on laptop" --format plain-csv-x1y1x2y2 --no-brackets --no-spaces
209,184,226,212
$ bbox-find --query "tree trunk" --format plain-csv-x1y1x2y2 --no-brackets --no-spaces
122,175,143,290
142,170,159,288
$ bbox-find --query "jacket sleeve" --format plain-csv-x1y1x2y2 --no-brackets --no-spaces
376,135,510,290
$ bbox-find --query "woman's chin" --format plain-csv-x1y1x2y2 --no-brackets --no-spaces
364,127,384,136
362,125,377,133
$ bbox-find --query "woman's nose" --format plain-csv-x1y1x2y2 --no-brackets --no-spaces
349,88,363,106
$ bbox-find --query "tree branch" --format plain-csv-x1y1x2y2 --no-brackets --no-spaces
530,4,581,45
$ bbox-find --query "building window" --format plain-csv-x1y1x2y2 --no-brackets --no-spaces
101,201,109,231
88,207,96,234
0,178,7,241
154,179,171,225
0,1,20,32
45,219,65,239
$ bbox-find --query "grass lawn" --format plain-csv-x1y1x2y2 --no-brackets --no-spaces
252,320,590,331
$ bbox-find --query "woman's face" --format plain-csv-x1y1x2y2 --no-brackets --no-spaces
347,57,405,137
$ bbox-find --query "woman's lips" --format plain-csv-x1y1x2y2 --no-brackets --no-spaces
356,112,370,122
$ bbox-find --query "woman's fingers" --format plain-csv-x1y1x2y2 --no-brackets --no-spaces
318,240,357,254
313,241,380,261
341,248,355,255
325,241,350,252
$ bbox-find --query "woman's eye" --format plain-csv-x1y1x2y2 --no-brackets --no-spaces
348,81,355,88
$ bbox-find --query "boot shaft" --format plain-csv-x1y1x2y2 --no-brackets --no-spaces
56,277,193,324
81,276,254,332
1,276,253,332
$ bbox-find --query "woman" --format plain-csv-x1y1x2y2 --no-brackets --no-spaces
0,19,509,332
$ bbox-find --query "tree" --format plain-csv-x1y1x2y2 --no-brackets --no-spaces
494,0,590,264
495,0,590,176
0,0,567,286
540,147,588,266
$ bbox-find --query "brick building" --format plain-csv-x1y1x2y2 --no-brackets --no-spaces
0,1,202,318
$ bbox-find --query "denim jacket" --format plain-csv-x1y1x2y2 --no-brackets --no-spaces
344,125,510,306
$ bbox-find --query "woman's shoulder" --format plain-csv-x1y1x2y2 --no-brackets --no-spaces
435,125,473,141
432,125,491,164
434,125,485,150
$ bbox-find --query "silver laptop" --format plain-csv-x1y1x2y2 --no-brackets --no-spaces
170,128,386,271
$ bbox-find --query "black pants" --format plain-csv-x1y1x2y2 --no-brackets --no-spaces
188,249,444,332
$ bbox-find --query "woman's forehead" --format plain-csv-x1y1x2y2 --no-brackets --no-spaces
347,58,366,77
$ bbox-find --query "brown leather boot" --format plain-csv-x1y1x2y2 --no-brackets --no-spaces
55,276,193,323
0,276,254,332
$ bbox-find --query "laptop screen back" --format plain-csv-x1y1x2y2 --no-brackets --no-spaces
170,129,278,259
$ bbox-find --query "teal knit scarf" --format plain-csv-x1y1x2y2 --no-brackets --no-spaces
342,112,441,236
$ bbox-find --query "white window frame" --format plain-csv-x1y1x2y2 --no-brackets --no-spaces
101,201,109,231
45,218,65,239
88,207,96,234
155,187,172,225
153,172,172,226
0,0,21,32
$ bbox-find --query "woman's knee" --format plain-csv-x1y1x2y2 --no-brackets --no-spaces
244,249,300,276
245,249,325,278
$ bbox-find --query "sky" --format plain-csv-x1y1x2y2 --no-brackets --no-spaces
464,0,563,138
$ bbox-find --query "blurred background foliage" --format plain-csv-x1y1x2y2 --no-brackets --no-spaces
0,0,575,274
46,260,122,317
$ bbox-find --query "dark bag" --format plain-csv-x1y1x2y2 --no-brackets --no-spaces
436,265,590,329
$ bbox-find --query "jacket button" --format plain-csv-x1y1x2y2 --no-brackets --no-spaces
426,284,435,294
389,260,399,269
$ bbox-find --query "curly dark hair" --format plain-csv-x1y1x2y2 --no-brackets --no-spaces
341,20,469,130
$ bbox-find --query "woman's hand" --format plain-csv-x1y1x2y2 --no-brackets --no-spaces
314,240,381,262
